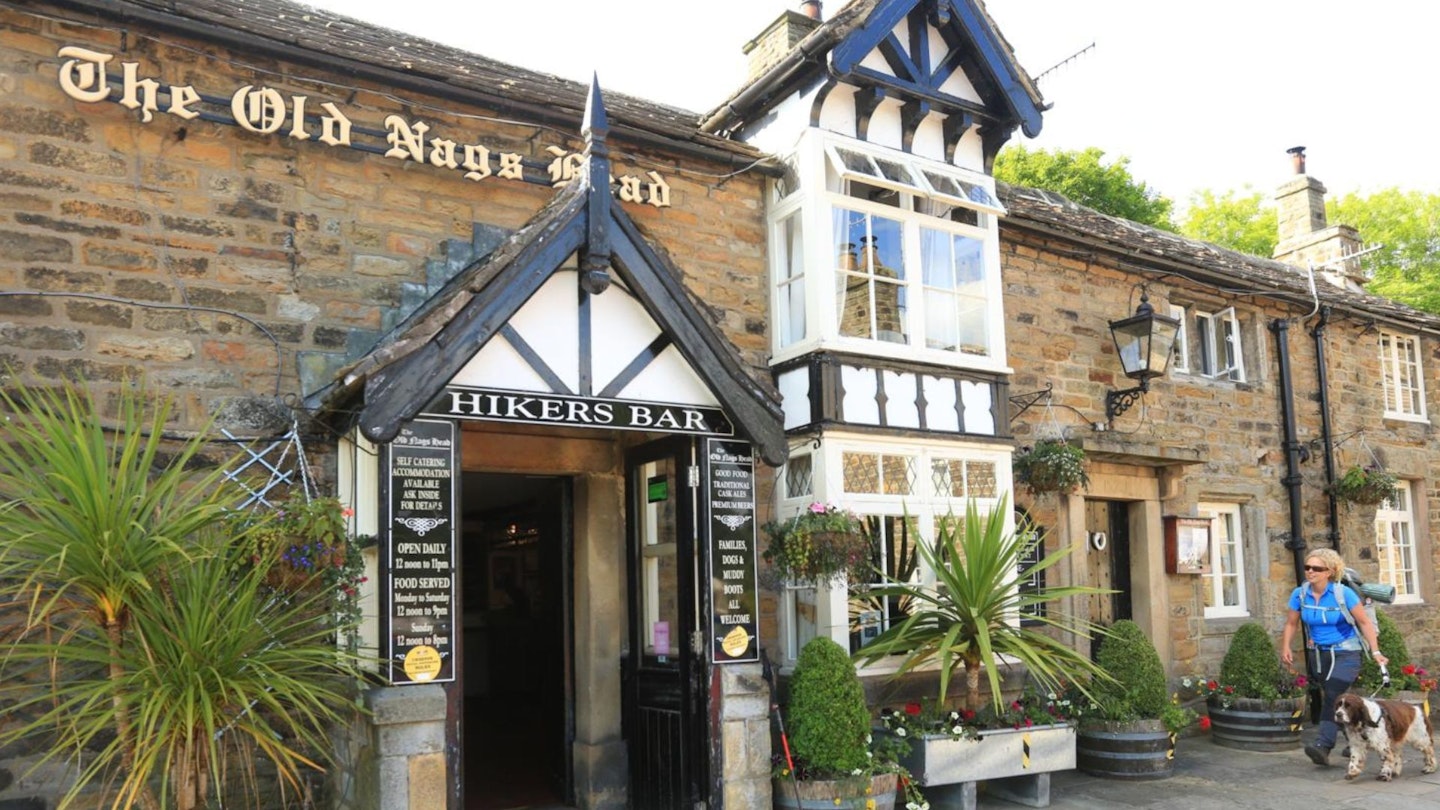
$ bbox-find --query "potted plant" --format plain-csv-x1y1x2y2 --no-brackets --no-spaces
1197,622,1307,751
762,502,870,586
1013,439,1089,496
773,636,902,809
856,496,1112,804
1076,620,1196,780
1327,463,1399,507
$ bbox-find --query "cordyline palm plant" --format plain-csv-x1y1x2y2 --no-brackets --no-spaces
0,378,365,810
854,495,1112,714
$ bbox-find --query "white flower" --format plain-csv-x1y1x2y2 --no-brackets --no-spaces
951,725,963,735
1182,677,1194,688
852,768,862,776
896,727,907,737
865,733,872,744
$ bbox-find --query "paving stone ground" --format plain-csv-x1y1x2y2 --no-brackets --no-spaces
978,731,1440,810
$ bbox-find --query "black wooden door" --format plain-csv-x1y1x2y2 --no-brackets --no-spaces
623,438,708,809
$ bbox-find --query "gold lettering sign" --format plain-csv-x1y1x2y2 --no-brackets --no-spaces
54,45,671,207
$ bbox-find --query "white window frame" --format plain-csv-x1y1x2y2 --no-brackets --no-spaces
1195,307,1245,381
774,435,1013,670
1169,304,1190,373
1197,502,1248,618
1375,480,1422,603
1379,331,1427,421
765,131,1007,374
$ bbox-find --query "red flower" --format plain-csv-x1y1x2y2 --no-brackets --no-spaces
1404,664,1419,676
961,709,976,721
1199,716,1212,731
1223,685,1234,694
1207,680,1218,690
904,702,921,716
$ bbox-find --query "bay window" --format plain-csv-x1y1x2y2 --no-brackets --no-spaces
769,133,1005,371
774,437,1011,666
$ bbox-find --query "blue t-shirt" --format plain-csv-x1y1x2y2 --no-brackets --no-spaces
1289,582,1361,647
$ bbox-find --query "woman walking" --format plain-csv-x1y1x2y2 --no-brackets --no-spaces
1280,547,1387,766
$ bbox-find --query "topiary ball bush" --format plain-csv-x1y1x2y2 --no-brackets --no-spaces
787,636,871,777
1094,619,1167,720
1219,622,1283,700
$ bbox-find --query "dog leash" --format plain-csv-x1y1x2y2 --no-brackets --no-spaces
1366,662,1391,699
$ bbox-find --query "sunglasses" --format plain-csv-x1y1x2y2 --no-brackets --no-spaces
1303,565,1328,573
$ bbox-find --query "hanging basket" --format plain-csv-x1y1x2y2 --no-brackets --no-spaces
1327,464,1399,507
1014,439,1089,496
761,505,870,586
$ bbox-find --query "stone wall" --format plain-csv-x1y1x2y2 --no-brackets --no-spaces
0,5,772,436
1000,223,1440,680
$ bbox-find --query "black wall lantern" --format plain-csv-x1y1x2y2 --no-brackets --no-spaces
1106,290,1182,422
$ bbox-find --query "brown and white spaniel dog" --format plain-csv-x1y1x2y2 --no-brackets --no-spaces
1332,692,1436,781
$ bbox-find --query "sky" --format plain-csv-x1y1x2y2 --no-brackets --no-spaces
294,0,1438,208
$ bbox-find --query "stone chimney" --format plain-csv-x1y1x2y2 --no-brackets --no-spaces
742,3,822,82
1272,146,1366,291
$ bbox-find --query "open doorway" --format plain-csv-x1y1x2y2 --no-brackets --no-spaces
460,473,573,809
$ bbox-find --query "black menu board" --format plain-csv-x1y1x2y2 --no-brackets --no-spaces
382,419,457,685
706,439,758,663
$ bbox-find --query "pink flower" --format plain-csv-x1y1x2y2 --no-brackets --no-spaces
808,502,828,514
342,507,355,517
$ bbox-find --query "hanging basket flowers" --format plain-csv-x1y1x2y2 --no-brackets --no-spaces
1013,439,1089,496
761,503,871,587
1327,464,1399,507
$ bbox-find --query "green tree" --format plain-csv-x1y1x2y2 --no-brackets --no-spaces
1179,188,1278,258
1331,188,1440,313
994,145,1176,230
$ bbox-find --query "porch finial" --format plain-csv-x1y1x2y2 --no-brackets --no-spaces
580,73,613,295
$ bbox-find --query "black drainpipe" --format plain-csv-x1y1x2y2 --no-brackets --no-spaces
1273,317,1320,720
1311,306,1341,549
1271,318,1309,584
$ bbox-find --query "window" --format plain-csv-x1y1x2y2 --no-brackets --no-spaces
1375,481,1420,602
767,133,1004,369
1379,332,1426,420
1169,304,1190,373
1195,308,1244,381
1015,510,1045,625
1197,502,1247,617
774,439,1011,665
776,211,806,347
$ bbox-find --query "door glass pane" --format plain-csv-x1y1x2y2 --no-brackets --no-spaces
639,458,679,658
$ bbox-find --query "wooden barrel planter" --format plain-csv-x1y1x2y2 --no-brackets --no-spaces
1207,696,1304,752
1077,719,1175,780
771,773,897,810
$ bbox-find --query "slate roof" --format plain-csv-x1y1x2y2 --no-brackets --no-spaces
998,183,1440,334
55,0,770,168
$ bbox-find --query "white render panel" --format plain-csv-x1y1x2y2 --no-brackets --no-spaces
777,366,812,431
818,85,858,136
936,31,983,104
883,370,920,428
954,127,985,173
507,271,580,392
741,85,823,153
591,279,666,393
960,380,995,435
451,335,552,391
923,375,960,432
614,344,718,406
868,99,905,152
858,23,901,75
912,116,946,163
841,364,881,424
